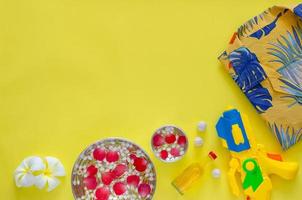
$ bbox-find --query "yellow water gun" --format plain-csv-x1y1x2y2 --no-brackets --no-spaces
216,109,299,200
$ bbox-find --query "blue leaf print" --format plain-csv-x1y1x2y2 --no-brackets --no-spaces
280,78,302,95
280,78,302,107
268,24,302,107
269,122,302,150
237,8,271,39
250,12,282,39
294,4,302,18
229,47,267,92
245,85,273,113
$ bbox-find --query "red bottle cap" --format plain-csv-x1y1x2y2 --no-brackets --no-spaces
208,151,217,160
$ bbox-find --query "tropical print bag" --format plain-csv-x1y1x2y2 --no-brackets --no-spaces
219,4,302,150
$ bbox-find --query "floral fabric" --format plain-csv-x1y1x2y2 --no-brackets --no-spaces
219,4,302,150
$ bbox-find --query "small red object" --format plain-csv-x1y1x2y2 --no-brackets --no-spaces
138,183,151,198
106,151,119,162
112,164,127,178
229,32,237,44
177,135,187,146
127,175,140,187
101,171,114,185
87,165,98,176
134,157,148,172
95,186,110,200
152,134,165,147
208,151,218,160
93,148,106,161
160,150,168,160
113,182,127,195
170,148,180,157
165,134,176,144
83,176,98,190
267,153,283,161
129,153,137,160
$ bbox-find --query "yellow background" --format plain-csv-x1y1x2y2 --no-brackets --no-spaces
1,0,302,199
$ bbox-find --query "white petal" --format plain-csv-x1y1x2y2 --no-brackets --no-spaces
34,174,61,191
25,156,45,171
14,163,26,187
47,176,60,192
34,174,47,189
14,163,27,174
14,157,42,188
14,163,26,175
45,157,65,177
16,173,35,187
14,172,25,187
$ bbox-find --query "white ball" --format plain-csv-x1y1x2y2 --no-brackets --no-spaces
194,136,203,147
212,168,221,178
197,121,207,132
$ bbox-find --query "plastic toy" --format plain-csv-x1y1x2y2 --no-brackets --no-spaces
171,151,217,195
216,108,299,200
194,136,203,147
197,121,207,132
212,168,221,178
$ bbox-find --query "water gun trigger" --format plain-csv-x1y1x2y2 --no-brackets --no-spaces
266,153,283,161
228,158,241,197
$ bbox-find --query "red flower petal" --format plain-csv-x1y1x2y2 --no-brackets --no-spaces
83,176,98,190
165,134,176,144
152,134,164,147
138,183,151,197
113,182,126,195
111,164,127,178
129,153,137,160
106,151,119,163
177,135,187,146
95,186,110,200
87,165,98,176
133,157,148,172
126,175,140,188
170,147,180,157
93,148,106,161
160,150,168,160
101,171,114,185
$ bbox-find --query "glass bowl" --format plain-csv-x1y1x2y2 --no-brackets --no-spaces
151,125,188,163
71,138,156,200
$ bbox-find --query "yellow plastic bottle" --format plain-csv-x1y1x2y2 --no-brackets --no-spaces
171,151,217,195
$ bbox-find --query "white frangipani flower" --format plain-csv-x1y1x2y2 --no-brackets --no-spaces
14,156,65,192
46,156,65,177
14,156,45,187
35,156,66,192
